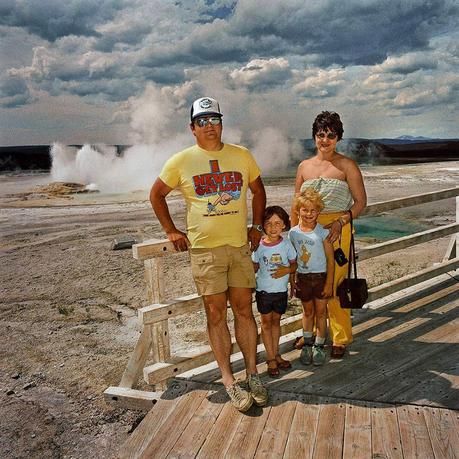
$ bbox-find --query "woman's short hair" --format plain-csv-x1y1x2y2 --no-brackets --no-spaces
263,205,291,231
294,187,325,212
312,111,344,141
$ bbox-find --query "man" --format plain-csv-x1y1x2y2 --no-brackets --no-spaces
150,97,267,412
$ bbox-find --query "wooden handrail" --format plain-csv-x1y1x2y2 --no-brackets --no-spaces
132,186,459,261
116,186,459,391
357,223,459,261
361,186,459,216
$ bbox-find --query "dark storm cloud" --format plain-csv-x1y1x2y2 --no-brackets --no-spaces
229,0,458,65
62,78,143,101
93,24,152,52
0,0,125,42
0,71,35,107
134,0,458,71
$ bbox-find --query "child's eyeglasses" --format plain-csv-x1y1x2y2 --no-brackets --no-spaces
316,132,337,140
195,117,222,127
265,221,284,228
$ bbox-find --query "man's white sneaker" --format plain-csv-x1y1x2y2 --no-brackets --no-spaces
247,373,268,406
225,380,253,412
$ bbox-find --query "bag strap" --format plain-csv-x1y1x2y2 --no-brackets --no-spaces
347,211,359,280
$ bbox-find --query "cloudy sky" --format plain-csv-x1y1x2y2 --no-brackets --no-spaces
1,0,458,146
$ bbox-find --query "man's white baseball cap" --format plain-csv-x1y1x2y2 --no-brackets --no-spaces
190,97,223,121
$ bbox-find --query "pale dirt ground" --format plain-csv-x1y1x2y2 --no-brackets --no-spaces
0,161,458,458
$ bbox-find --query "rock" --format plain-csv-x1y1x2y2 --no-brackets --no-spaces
22,382,36,390
6,389,14,395
111,235,139,250
11,373,20,379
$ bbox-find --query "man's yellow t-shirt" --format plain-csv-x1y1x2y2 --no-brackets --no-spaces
159,143,261,249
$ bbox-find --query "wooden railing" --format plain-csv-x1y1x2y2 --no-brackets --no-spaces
104,186,459,409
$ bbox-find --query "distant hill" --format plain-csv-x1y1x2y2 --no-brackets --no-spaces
1,139,458,172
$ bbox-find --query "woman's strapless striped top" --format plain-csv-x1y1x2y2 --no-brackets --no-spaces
300,177,353,213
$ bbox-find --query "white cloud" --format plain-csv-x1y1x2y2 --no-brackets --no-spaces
293,68,346,98
230,58,291,89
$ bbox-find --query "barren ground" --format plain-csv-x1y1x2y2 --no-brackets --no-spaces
0,161,458,458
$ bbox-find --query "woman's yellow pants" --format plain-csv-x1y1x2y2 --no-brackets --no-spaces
318,212,353,345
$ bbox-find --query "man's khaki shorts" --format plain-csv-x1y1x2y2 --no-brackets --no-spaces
189,244,256,296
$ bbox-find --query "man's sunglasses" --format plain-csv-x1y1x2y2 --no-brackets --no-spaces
316,131,337,140
194,117,222,127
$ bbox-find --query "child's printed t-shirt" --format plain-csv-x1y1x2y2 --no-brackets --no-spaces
289,224,329,274
251,237,296,293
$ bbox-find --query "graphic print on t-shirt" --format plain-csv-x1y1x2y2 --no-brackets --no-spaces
192,160,243,216
262,253,283,271
299,245,311,268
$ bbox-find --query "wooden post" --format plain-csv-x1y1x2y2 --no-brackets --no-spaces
144,258,171,390
456,196,458,260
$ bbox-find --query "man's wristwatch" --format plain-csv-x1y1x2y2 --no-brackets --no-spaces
252,224,263,232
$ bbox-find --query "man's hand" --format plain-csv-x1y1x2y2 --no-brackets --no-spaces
248,226,262,252
167,229,190,252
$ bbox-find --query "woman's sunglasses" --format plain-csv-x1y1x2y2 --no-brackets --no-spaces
316,132,337,140
195,117,222,127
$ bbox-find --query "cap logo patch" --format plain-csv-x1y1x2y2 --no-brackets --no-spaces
199,98,213,109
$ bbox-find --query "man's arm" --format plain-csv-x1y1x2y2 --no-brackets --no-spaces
149,178,190,252
248,176,266,251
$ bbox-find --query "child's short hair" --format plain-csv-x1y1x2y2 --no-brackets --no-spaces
294,187,325,212
263,205,291,231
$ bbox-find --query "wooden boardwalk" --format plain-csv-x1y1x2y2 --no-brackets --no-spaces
119,280,459,458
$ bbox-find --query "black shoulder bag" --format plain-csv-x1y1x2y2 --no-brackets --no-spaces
336,212,368,309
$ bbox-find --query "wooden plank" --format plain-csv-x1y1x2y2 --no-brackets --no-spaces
118,397,179,459
312,400,346,459
196,402,245,458
349,341,454,404
431,302,459,314
165,390,226,459
357,223,459,261
144,317,305,385
120,325,152,388
144,257,170,391
365,342,458,408
144,258,165,303
103,386,162,411
369,317,431,342
343,402,372,459
371,404,403,459
133,238,177,260
397,405,435,458
415,317,459,344
283,398,320,459
423,406,459,459
352,316,392,336
393,283,459,313
443,234,457,262
368,258,459,303
254,396,297,458
225,404,271,459
137,390,208,458
362,187,459,216
139,294,203,324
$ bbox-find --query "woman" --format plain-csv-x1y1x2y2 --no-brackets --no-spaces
291,111,367,359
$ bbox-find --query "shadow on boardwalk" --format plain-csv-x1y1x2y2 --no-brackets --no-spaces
118,280,459,458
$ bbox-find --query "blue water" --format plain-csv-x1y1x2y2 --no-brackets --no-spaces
354,216,430,241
